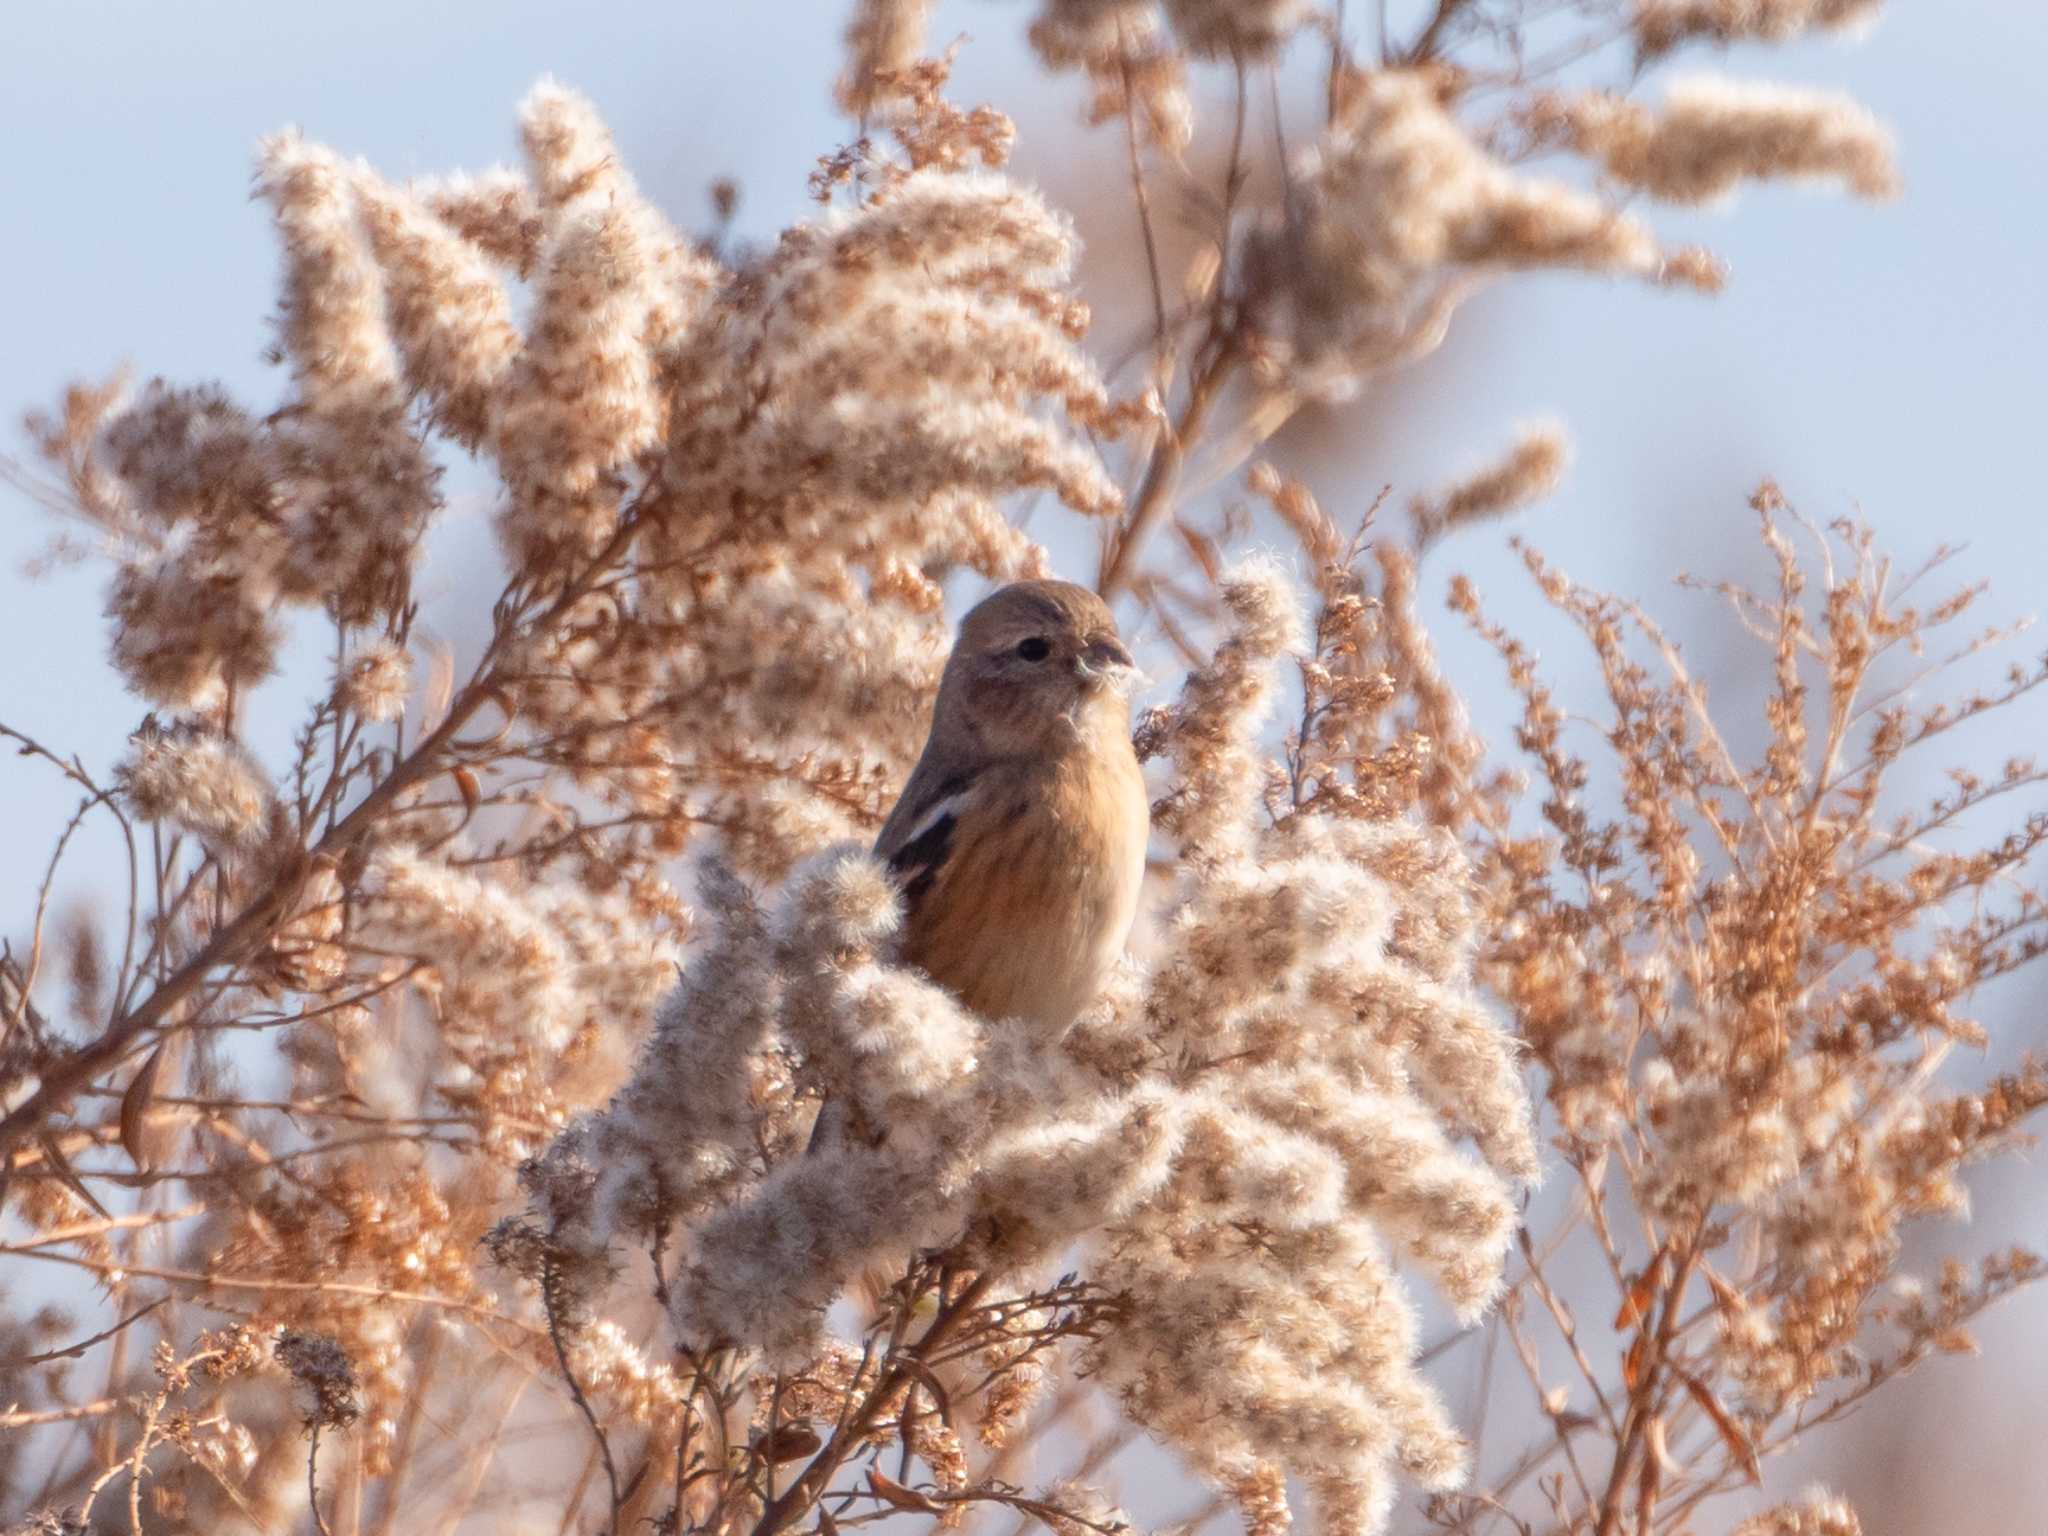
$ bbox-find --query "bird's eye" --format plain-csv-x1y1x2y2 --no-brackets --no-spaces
1015,636,1052,662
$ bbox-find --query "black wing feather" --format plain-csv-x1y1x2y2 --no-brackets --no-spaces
890,810,957,908
881,770,975,915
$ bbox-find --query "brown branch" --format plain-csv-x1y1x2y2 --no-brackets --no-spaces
1099,334,1242,601
540,1250,625,1536
0,1397,123,1429
1594,1240,1699,1536
750,1272,996,1536
0,1297,164,1370
307,1420,337,1536
0,508,652,1176
1402,0,1471,63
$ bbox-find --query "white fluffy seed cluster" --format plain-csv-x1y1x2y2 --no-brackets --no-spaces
526,844,1000,1363
1031,0,1302,65
838,0,934,115
359,849,678,1154
490,82,715,572
664,167,1120,529
584,155,1121,878
528,561,1539,1535
1243,71,1666,398
1632,0,1883,58
252,134,445,629
52,84,1116,891
334,640,412,723
1084,566,1539,1532
1733,1488,1863,1536
1159,0,1307,57
1413,421,1573,544
1562,76,1899,206
115,720,274,851
47,84,692,709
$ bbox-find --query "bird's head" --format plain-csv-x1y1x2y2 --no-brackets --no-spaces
938,579,1140,756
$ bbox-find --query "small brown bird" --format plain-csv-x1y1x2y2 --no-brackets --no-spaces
877,579,1150,1032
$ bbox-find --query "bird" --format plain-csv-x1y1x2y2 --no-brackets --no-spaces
873,579,1151,1035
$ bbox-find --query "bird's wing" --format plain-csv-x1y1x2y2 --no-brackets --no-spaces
875,763,979,917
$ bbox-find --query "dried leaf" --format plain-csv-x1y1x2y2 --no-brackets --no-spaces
1614,1242,1668,1330
36,1130,110,1219
419,639,457,733
1680,1371,1760,1485
1622,1330,1648,1392
119,1039,169,1172
1176,521,1223,584
867,1469,944,1514
1703,1267,1744,1314
895,1355,957,1432
452,766,481,813
453,686,520,751
1646,1414,1684,1477
759,1422,822,1463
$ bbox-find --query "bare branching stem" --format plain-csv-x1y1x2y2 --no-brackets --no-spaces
540,1251,624,1535
752,1273,995,1536
307,1421,336,1536
1099,333,1241,600
0,509,648,1177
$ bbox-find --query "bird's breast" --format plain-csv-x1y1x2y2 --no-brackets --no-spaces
901,747,1148,1032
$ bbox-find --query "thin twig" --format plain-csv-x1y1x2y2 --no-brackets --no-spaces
0,1296,164,1370
540,1251,624,1535
307,1420,337,1536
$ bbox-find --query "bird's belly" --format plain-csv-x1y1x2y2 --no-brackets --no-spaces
948,893,1128,1028
904,762,1146,1031
946,884,1138,1028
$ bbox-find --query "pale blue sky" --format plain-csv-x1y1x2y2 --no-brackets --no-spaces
6,1,2044,793
4,2,2045,1528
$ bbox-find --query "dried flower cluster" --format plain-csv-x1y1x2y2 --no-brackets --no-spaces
1632,0,1882,60
4,5,2042,1536
114,718,275,852
504,561,1534,1535
1732,1488,1863,1536
1244,70,1670,397
1412,422,1572,549
1402,492,2046,1532
1015,0,1900,617
1548,77,1899,206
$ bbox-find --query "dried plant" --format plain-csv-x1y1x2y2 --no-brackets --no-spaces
1430,493,2048,1534
2,6,2041,1536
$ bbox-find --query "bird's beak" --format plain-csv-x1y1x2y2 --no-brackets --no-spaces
1076,635,1140,694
